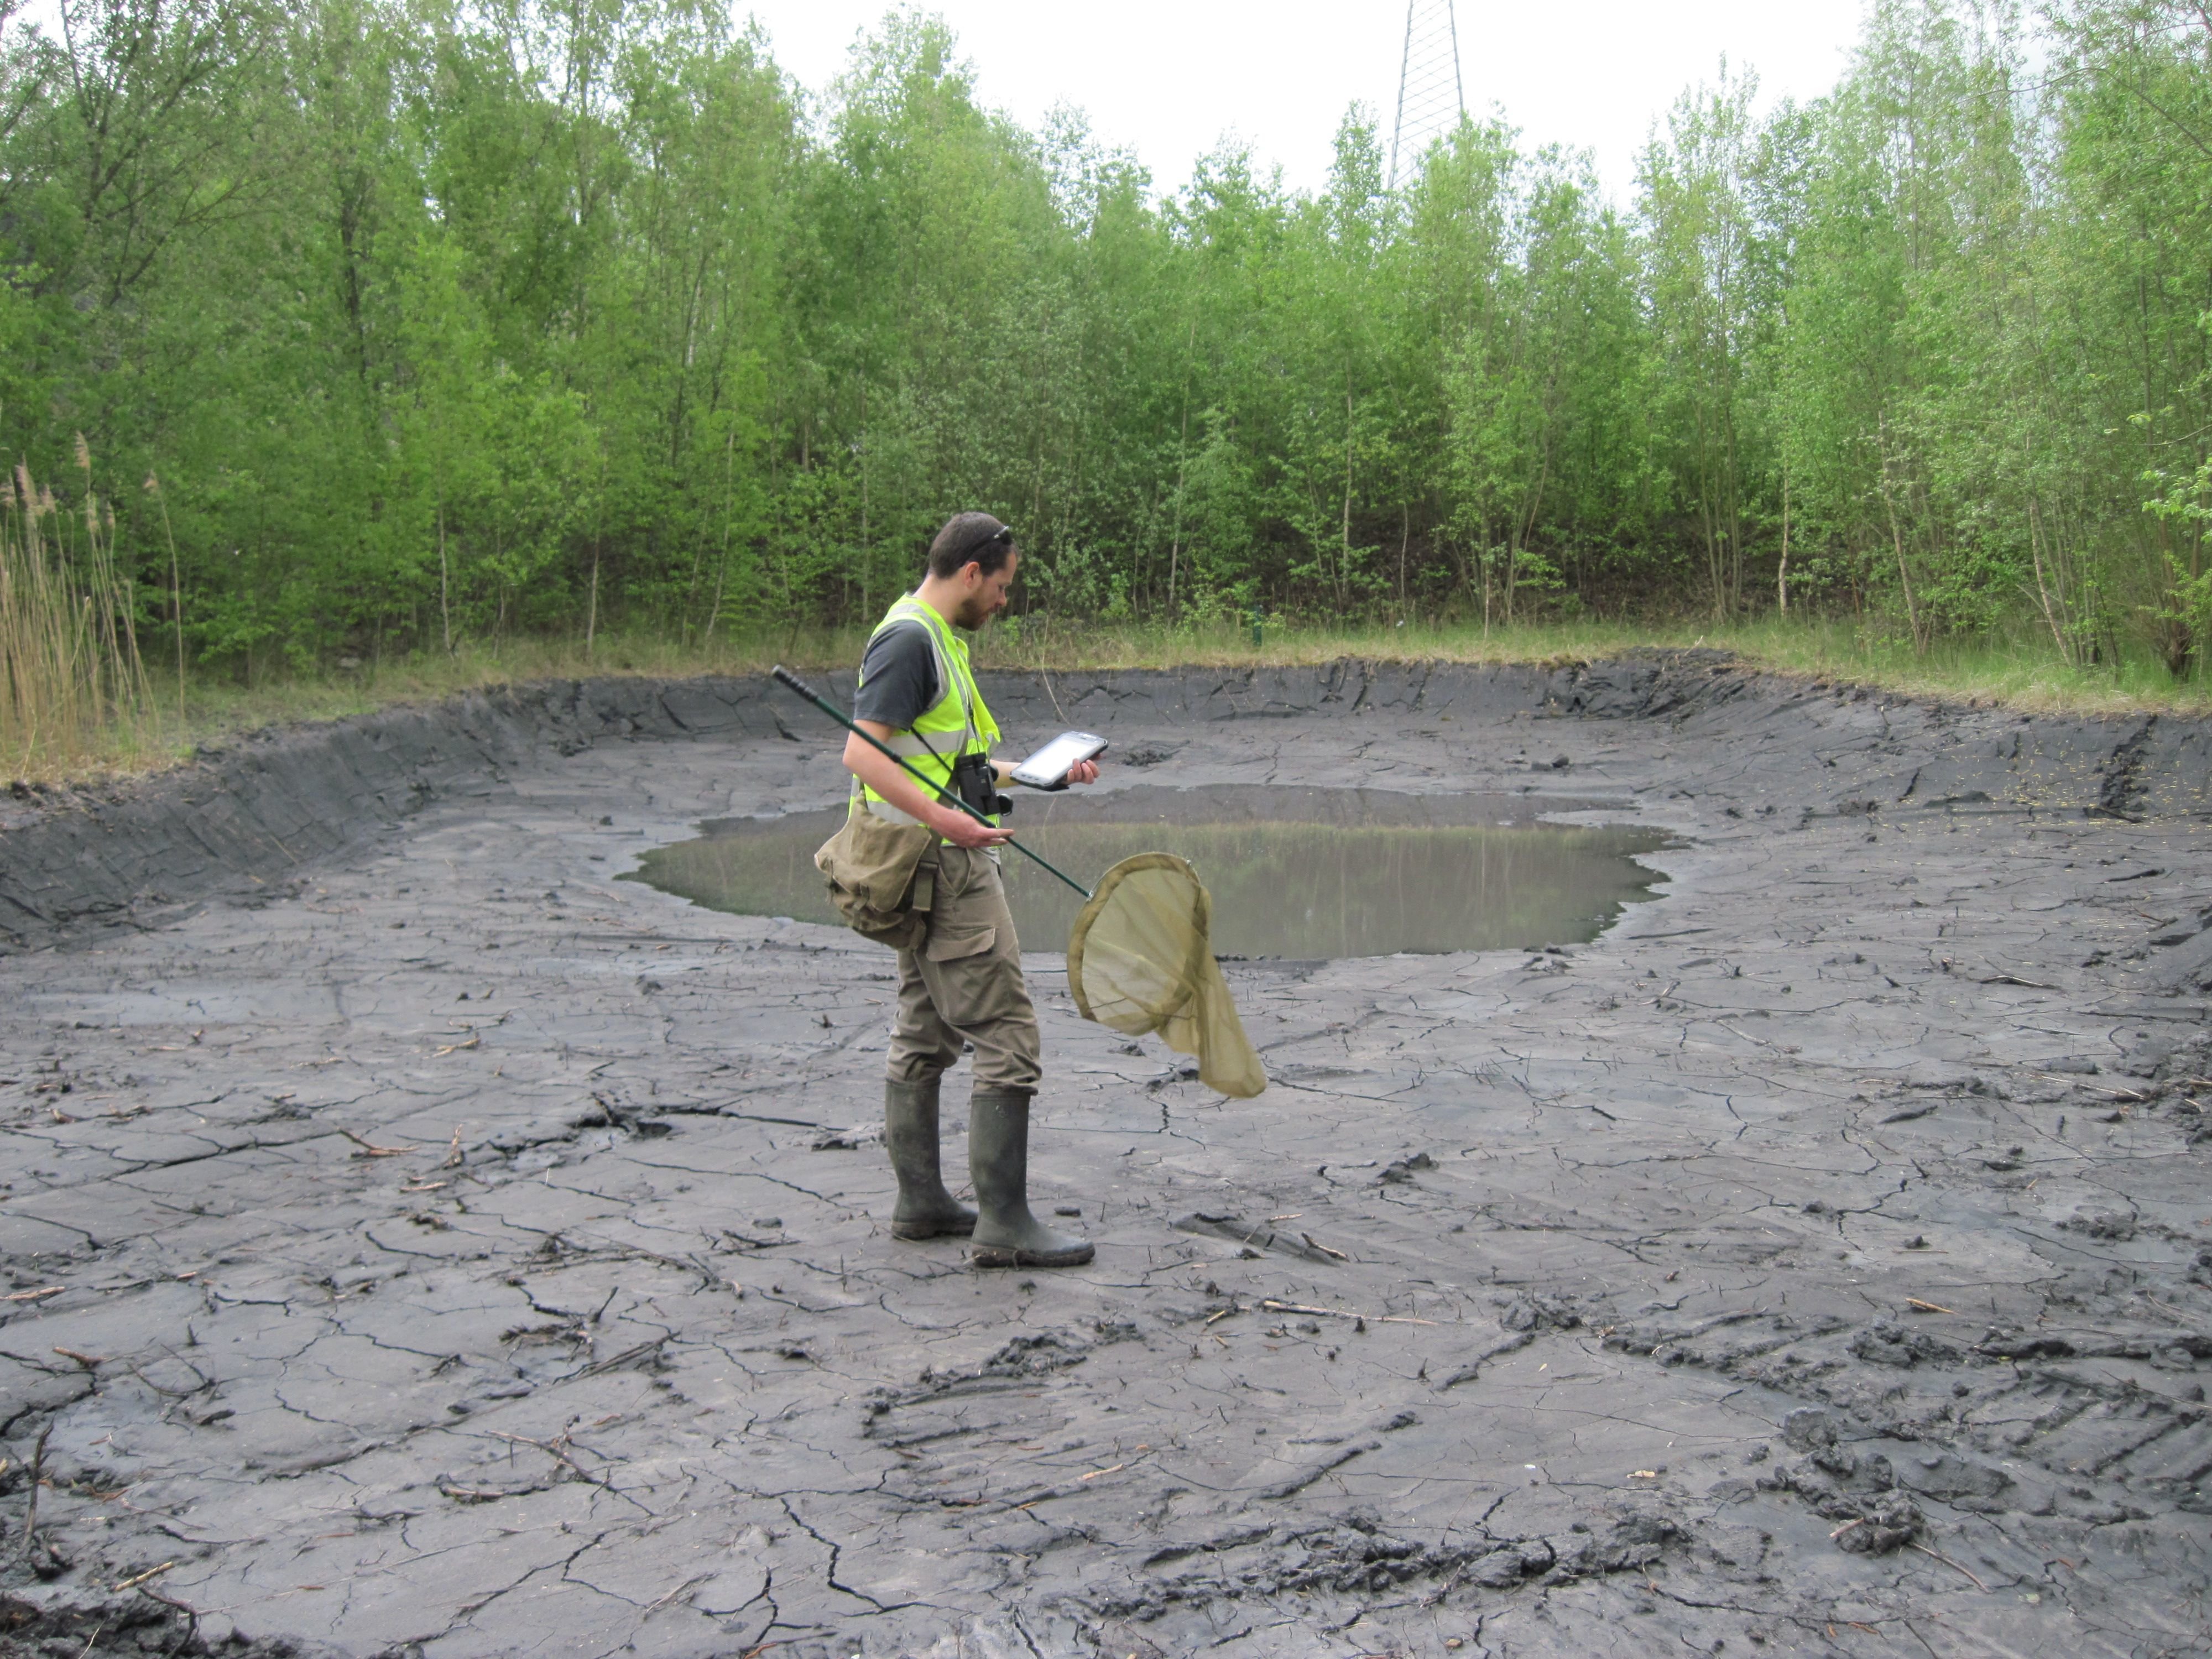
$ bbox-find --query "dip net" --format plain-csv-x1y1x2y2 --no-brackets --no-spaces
1066,853,1266,1098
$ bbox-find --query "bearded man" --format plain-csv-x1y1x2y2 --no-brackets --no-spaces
842,513,1100,1269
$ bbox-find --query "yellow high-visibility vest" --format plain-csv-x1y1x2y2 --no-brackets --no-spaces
853,594,1001,832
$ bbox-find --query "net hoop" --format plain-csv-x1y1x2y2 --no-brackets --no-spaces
1067,851,1212,1029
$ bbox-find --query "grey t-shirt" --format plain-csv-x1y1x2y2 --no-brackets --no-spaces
853,620,940,732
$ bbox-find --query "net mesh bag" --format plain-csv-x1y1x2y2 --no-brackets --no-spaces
1066,852,1266,1098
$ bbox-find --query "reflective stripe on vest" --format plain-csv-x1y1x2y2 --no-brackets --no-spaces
852,595,1001,831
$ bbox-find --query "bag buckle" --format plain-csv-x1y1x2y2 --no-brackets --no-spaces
910,844,941,914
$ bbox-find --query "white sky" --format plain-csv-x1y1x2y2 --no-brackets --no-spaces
745,1,1872,206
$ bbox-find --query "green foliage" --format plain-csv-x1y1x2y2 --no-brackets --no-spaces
0,0,2208,685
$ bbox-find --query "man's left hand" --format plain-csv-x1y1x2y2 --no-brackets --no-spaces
1064,759,1100,787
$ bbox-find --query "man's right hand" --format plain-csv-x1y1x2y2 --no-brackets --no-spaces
931,804,1014,849
844,721,1011,848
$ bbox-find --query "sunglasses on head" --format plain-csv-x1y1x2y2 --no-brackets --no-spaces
965,523,1015,558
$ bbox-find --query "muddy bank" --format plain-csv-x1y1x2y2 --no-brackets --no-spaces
11,655,2204,959
4,655,2212,1658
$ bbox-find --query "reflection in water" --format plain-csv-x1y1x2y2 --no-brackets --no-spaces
627,785,1672,959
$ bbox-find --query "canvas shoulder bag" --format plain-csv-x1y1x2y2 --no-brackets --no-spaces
815,810,938,950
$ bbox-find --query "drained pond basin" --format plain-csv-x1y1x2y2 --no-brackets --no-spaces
5,658,2212,1659
628,784,1673,957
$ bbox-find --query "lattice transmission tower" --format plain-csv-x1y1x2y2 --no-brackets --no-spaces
1388,0,1465,190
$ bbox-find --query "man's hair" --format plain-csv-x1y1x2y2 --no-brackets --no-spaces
926,512,1018,580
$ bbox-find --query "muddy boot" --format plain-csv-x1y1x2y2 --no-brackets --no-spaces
968,1087,1093,1268
885,1077,976,1241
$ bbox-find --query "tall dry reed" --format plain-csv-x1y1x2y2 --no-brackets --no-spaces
0,446,160,779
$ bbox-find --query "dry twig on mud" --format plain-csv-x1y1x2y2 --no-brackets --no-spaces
2035,1073,2147,1101
112,1561,176,1592
338,1128,409,1158
488,1428,602,1482
1261,1298,1437,1326
1910,1541,1989,1591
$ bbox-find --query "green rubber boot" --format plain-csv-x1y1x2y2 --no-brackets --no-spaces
968,1087,1094,1269
885,1077,976,1241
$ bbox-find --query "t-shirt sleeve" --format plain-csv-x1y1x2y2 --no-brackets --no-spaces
852,622,939,732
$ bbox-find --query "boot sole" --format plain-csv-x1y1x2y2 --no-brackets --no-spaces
890,1217,977,1241
972,1243,1095,1269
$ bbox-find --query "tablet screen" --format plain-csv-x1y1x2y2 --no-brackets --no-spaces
1013,731,1108,787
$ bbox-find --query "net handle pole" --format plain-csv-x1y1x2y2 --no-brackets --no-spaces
771,665,1094,901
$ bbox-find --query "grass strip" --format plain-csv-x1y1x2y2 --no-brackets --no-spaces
10,615,2210,789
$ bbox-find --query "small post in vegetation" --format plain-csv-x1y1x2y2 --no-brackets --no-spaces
585,446,607,663
585,549,599,661
1166,316,1193,624
705,427,735,647
1877,421,1924,653
1777,469,1789,619
147,473,184,722
2028,496,2075,668
437,494,452,656
1341,387,1355,613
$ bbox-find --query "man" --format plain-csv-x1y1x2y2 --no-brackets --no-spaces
844,512,1100,1269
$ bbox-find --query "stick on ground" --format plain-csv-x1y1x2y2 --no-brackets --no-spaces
18,1424,49,1558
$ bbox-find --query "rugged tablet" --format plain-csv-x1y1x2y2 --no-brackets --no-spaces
1011,731,1109,790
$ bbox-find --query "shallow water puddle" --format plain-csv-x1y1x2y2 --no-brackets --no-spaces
628,784,1672,958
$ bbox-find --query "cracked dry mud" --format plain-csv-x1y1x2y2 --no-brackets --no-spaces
4,655,2212,1658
